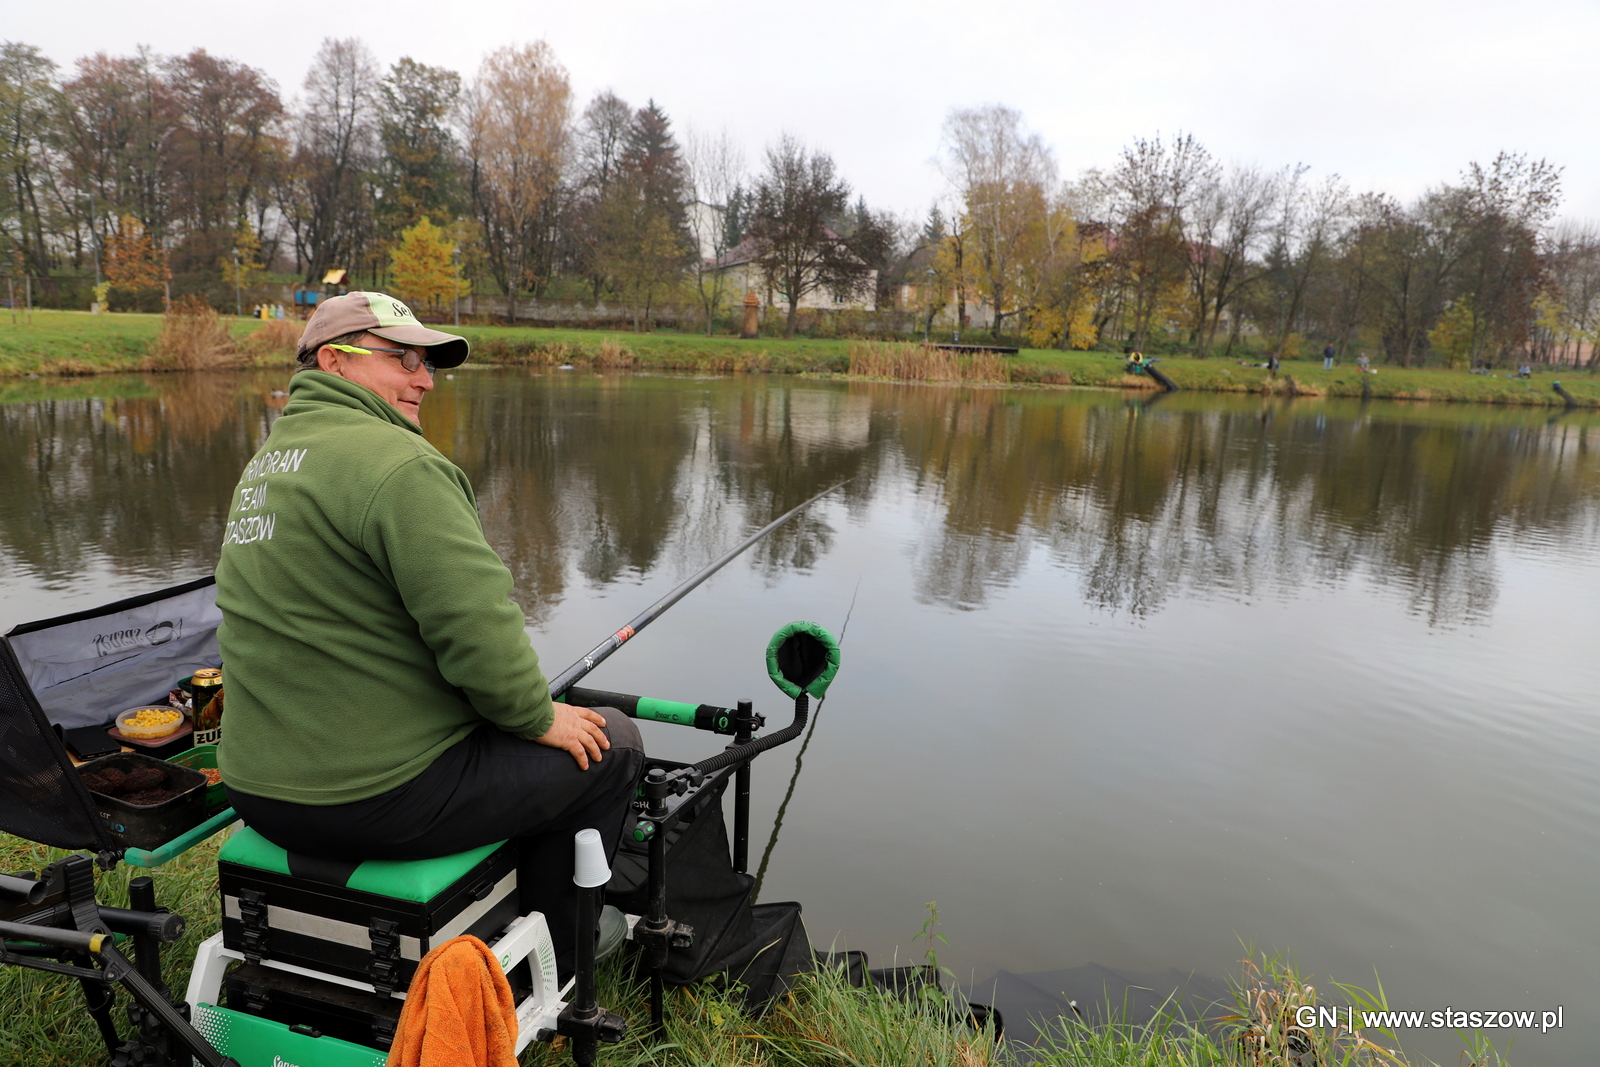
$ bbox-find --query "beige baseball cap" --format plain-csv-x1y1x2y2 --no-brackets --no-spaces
297,291,470,368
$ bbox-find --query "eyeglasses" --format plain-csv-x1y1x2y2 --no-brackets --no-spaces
326,343,436,376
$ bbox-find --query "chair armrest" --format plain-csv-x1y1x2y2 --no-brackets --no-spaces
122,808,238,868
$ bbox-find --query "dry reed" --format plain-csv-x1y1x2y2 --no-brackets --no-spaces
596,337,637,368
848,341,1008,383
146,296,237,371
236,319,302,366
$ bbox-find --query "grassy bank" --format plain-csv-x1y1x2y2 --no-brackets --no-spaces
4,311,1596,409
0,310,295,377
0,831,1501,1067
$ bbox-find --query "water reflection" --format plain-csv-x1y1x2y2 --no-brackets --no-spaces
856,385,1600,622
0,373,281,596
4,370,1600,632
421,376,881,623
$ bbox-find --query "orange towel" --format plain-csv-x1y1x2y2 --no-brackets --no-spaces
385,935,519,1067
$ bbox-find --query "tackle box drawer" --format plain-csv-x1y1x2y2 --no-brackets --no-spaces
226,962,402,1051
219,829,518,994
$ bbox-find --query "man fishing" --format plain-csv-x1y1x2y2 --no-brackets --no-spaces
214,291,642,973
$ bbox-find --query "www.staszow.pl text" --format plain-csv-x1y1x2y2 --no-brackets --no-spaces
1295,1006,1563,1033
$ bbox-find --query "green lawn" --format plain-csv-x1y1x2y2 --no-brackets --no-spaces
0,310,277,377
4,311,1596,409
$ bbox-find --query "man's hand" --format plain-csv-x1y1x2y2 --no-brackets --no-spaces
537,702,611,769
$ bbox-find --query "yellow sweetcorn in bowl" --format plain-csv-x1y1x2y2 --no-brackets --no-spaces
116,706,185,740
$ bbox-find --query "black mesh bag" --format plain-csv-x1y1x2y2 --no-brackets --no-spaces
607,762,812,1011
0,636,114,852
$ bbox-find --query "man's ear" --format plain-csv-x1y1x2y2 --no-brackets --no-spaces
316,346,344,375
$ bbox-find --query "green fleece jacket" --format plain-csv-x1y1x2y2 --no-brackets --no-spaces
214,371,554,805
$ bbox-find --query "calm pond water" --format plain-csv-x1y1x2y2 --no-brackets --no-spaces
4,368,1599,1065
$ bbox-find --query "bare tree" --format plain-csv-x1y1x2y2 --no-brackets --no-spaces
568,89,634,300
1542,222,1600,367
1184,164,1281,356
292,38,379,283
685,126,744,334
465,42,570,323
1264,170,1347,355
1456,153,1561,364
940,105,1055,335
1101,132,1219,350
0,42,61,276
747,135,881,338
55,48,174,275
164,49,283,277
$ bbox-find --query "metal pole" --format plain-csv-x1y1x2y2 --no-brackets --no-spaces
570,881,598,1066
732,699,753,873
644,772,670,1032
232,251,241,318
126,877,167,996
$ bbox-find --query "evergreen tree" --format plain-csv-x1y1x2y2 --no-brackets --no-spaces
375,58,463,234
723,184,748,248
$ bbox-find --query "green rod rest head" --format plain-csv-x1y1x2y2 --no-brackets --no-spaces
766,620,841,699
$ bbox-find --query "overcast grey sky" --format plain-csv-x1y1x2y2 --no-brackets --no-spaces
11,0,1600,222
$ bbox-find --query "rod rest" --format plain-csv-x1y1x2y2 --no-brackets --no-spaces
631,694,809,844
686,692,808,778
563,686,756,736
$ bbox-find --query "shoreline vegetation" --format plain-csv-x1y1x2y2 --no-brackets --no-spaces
0,831,1505,1067
3,309,1598,409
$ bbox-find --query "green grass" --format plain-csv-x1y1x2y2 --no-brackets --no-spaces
0,310,283,377
0,832,229,1066
452,324,857,374
0,831,1504,1067
4,311,1595,410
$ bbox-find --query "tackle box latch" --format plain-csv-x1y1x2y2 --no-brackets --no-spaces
238,888,270,964
368,918,401,995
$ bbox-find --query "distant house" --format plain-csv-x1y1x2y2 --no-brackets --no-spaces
710,231,877,312
886,243,993,329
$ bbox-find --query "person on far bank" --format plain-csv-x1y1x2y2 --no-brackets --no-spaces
214,291,643,976
1322,343,1336,370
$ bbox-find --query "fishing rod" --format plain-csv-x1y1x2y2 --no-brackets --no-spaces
548,480,850,697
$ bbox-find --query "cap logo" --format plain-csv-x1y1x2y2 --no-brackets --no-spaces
388,299,412,319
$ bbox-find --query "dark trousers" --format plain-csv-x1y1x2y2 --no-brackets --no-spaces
226,710,645,976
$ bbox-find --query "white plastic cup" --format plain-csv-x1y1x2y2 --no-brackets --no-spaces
573,828,611,888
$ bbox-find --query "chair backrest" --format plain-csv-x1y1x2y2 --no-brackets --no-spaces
0,576,221,852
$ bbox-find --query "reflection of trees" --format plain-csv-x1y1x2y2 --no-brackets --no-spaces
0,370,286,588
708,383,883,580
427,374,695,625
428,374,882,621
880,388,1600,623
8,370,1599,632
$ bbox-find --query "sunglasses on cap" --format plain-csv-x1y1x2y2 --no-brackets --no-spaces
326,343,436,376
